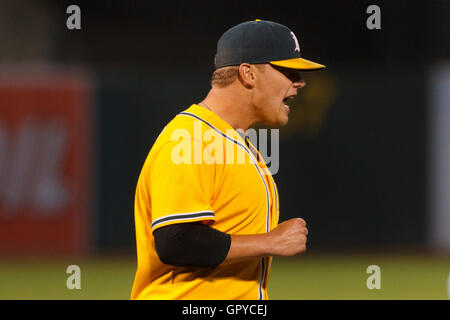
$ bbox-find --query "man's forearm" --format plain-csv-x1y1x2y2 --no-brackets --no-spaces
222,233,272,264
222,218,308,264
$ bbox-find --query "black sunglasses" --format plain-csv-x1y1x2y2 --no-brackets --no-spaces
270,64,304,83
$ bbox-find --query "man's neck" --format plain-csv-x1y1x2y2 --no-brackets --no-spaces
199,88,256,131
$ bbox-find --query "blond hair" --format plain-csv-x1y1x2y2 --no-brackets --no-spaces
211,66,240,87
210,64,266,88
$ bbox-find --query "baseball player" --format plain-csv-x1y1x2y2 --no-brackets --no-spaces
131,20,325,300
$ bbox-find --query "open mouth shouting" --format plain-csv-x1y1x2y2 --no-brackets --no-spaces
282,95,296,112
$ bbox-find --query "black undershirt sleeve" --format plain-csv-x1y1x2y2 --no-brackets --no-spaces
153,222,231,268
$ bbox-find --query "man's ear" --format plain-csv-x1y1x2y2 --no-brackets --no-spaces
237,63,256,89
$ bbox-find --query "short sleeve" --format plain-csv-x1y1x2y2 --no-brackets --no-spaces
149,140,216,232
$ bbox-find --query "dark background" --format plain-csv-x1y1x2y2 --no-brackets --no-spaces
21,0,448,252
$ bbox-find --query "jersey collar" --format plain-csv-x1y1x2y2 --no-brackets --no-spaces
183,104,248,147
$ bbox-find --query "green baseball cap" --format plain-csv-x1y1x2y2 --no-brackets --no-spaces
214,19,325,71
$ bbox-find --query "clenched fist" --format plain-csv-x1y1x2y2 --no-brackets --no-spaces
267,218,308,256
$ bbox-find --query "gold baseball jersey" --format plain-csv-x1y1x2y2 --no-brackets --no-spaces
130,104,280,300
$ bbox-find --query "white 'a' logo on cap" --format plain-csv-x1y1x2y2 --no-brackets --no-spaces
290,32,300,52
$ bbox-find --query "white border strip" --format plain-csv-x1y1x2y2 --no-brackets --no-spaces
151,210,215,230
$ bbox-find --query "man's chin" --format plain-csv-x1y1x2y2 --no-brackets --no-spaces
267,116,288,127
260,108,289,127
278,116,289,126
277,109,290,126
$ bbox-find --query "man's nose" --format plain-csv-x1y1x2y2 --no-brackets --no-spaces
293,79,306,89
